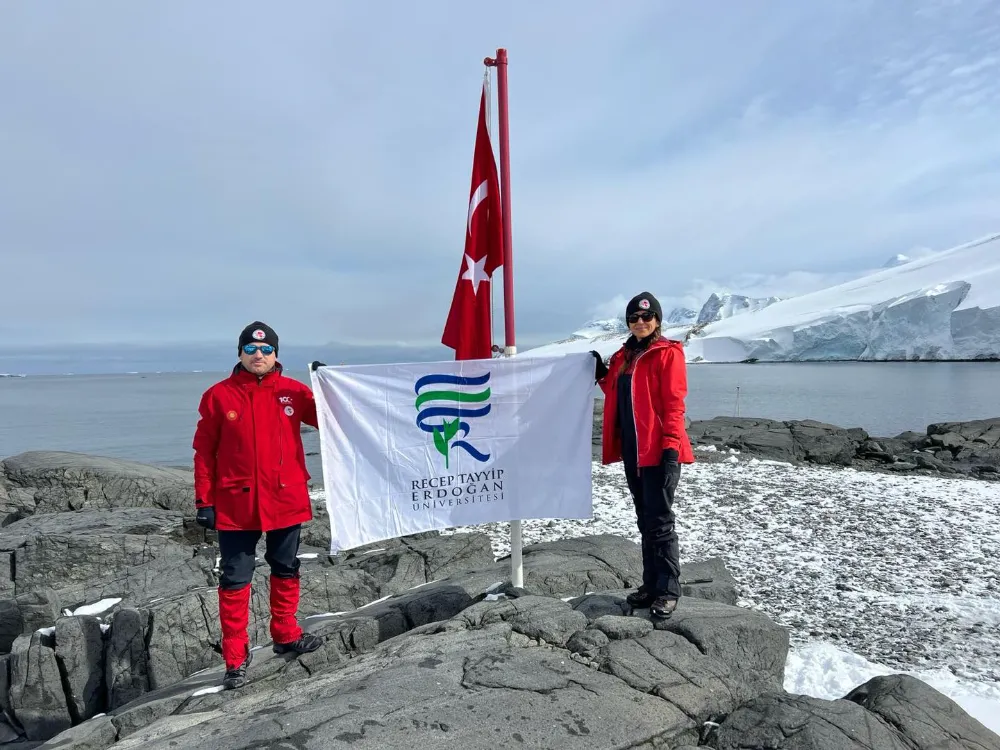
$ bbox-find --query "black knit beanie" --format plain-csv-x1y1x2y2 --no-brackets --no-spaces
238,321,279,355
625,292,662,322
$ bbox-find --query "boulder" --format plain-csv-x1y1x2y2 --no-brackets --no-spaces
927,418,1000,444
708,692,911,749
845,674,1000,750
688,417,796,462
8,632,73,741
104,609,150,711
54,616,106,723
1,452,195,514
787,420,868,465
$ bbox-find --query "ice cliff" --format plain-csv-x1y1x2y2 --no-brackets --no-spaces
685,233,1000,362
530,233,1000,363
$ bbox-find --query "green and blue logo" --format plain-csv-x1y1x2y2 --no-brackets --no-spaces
415,372,491,469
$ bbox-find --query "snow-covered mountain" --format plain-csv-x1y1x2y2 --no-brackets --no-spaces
686,233,1000,362
666,307,697,324
696,293,781,324
572,318,629,337
524,233,1000,363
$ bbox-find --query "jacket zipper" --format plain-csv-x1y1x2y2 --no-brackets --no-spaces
629,347,652,472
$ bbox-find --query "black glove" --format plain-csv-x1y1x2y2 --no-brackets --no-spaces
195,506,216,530
310,361,327,372
662,448,679,466
591,351,609,382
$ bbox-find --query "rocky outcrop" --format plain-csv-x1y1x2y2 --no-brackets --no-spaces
36,589,1000,750
706,673,1000,749
1,451,196,522
685,416,1000,479
1,451,996,748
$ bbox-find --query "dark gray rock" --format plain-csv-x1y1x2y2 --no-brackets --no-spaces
0,509,201,551
654,597,789,686
13,534,194,598
927,418,1000,444
104,608,150,711
566,627,609,656
0,487,37,527
502,534,643,597
0,599,25,652
681,556,738,605
930,431,967,450
845,674,1000,750
708,692,910,749
14,589,62,636
55,553,217,613
335,532,494,596
54,616,106,723
1,452,194,513
689,417,796,462
456,596,588,647
36,714,118,749
0,717,20,743
8,632,73,741
96,595,788,749
588,614,652,640
569,592,630,620
787,420,869,465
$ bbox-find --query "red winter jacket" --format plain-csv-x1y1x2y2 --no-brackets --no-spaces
192,363,318,531
598,337,695,467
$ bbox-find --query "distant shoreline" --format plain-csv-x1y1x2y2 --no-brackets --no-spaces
2,357,999,378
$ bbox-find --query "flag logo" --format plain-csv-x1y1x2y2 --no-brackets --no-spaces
414,372,492,469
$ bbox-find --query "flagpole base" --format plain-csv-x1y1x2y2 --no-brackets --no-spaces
503,345,517,357
510,520,523,588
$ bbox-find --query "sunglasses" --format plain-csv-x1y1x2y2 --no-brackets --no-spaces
627,311,656,324
242,344,275,356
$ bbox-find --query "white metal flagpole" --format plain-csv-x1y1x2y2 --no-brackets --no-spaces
485,48,522,589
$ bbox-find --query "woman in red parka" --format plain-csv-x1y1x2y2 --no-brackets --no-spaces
193,321,323,689
594,292,694,619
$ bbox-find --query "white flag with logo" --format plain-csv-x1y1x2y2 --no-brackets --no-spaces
310,352,595,553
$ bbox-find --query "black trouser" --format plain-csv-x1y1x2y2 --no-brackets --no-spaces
625,456,682,599
217,525,302,590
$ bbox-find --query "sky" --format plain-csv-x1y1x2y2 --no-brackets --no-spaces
2,0,999,352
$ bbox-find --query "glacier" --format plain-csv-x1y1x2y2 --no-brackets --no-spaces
525,233,1000,363
696,292,781,324
685,233,1000,362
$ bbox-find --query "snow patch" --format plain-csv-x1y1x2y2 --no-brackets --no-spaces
66,598,122,617
191,685,225,697
786,641,1000,734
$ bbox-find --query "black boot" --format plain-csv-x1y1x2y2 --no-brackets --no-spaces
273,632,323,655
222,648,253,690
626,586,656,608
650,596,678,620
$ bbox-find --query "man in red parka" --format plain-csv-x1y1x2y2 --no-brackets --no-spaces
193,321,322,689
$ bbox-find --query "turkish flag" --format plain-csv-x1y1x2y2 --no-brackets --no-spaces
441,84,504,360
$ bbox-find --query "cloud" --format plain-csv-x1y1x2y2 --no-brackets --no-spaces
1,0,999,347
